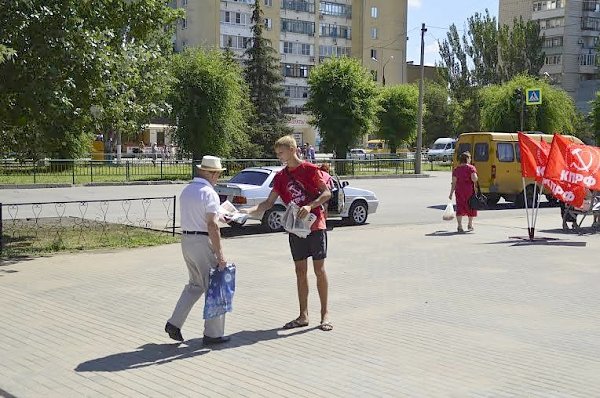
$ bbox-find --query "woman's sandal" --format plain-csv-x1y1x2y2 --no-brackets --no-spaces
457,227,465,233
282,318,309,329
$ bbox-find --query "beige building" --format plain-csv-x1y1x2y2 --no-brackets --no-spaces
172,0,407,147
499,0,600,112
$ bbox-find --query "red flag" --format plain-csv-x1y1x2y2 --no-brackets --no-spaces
544,134,600,191
518,132,550,180
542,134,595,207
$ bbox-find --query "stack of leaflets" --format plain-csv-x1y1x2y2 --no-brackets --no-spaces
218,200,249,224
282,202,317,238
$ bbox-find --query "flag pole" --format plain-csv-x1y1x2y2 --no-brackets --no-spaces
522,177,531,235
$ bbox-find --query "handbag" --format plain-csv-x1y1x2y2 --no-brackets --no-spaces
203,264,236,319
468,182,487,210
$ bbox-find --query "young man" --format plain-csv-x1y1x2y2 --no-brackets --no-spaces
243,135,333,331
165,155,231,345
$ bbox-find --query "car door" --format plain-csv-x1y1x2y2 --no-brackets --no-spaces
330,175,345,215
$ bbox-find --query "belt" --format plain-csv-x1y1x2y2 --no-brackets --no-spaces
182,231,209,235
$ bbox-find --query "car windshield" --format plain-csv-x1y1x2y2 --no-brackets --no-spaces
432,143,446,150
228,170,269,186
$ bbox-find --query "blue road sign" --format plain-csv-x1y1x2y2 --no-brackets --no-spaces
526,88,542,105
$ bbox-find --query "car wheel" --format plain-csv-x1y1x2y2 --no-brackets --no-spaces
442,155,448,162
345,200,368,225
261,206,285,232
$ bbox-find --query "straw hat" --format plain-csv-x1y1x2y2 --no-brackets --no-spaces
196,155,226,172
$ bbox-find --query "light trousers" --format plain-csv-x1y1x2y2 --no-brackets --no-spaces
168,235,225,338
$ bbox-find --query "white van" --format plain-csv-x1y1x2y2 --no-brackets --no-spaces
427,138,456,162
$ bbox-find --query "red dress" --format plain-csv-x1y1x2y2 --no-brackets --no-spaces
453,164,478,217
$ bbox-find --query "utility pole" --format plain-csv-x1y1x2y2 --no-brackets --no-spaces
415,23,427,174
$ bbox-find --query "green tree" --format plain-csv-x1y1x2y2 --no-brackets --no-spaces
423,81,455,144
306,57,379,160
0,0,181,159
376,85,419,153
480,75,576,134
244,0,290,156
589,95,600,145
438,24,472,102
465,10,500,86
169,48,250,160
498,17,545,82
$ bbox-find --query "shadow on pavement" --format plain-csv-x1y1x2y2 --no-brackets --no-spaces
428,202,558,212
75,327,314,372
484,238,587,247
425,230,470,237
220,220,356,238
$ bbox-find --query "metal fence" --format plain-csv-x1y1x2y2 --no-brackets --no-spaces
0,158,451,185
0,196,177,256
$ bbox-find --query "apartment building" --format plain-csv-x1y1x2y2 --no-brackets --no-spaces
172,0,407,146
499,0,600,112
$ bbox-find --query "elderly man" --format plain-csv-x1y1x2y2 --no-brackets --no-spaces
165,155,231,345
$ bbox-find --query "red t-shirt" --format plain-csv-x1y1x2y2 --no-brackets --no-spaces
273,162,327,231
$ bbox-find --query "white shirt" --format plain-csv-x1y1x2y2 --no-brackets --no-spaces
180,177,220,232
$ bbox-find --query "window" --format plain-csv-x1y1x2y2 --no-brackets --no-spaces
497,143,514,162
221,35,253,49
264,18,272,30
182,18,187,29
545,54,561,65
371,6,378,18
371,27,378,39
371,49,377,60
281,18,315,35
457,143,471,157
281,0,315,13
264,0,272,6
320,2,352,17
284,85,309,98
474,143,489,162
229,171,269,186
370,70,378,81
543,36,563,48
282,63,311,78
182,0,187,5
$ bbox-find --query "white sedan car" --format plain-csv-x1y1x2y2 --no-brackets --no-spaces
215,166,379,232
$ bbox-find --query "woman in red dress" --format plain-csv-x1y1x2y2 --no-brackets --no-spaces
449,151,478,233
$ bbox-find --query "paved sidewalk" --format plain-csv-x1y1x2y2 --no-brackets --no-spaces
1,214,600,397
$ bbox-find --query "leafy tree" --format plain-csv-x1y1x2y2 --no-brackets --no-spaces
480,75,576,134
589,95,600,145
244,0,290,156
306,57,379,160
169,48,250,160
423,81,455,144
0,0,181,159
376,85,419,153
498,17,545,81
438,24,472,102
465,10,500,86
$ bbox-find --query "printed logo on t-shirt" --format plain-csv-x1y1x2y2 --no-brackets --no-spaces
287,180,307,205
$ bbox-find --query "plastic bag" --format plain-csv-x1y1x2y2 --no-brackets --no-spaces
203,263,236,319
442,202,455,221
282,202,317,238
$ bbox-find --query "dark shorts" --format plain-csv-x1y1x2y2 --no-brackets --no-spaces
288,230,327,261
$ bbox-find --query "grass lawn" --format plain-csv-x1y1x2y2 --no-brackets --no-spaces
2,217,180,258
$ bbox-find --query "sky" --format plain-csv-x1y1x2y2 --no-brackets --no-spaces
406,0,499,65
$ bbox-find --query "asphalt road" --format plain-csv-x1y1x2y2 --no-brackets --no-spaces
1,171,560,231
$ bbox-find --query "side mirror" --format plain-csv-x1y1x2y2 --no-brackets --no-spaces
342,181,349,188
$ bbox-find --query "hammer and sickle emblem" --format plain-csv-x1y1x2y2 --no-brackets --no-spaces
570,148,594,172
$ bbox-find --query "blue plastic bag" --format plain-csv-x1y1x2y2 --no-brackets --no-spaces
203,264,236,319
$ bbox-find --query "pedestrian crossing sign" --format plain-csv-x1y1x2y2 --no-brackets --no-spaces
526,88,542,105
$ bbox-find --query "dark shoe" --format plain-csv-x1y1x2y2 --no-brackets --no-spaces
203,335,231,345
165,322,184,342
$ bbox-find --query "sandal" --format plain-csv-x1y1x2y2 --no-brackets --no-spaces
282,318,309,329
319,321,333,331
457,227,465,233
467,225,474,231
